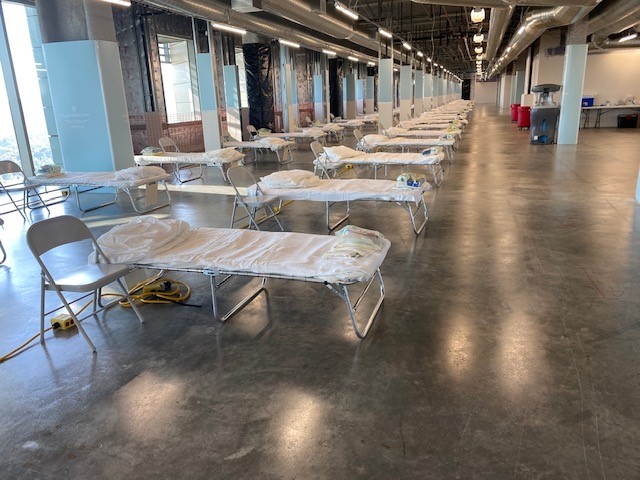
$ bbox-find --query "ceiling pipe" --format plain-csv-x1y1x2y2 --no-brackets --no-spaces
138,0,380,64
410,0,599,6
486,5,597,78
485,6,514,64
590,38,640,48
591,11,640,48
585,0,640,35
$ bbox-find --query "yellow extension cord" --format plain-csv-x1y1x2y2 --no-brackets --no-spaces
0,273,192,363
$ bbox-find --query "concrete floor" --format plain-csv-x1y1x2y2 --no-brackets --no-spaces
1,105,640,479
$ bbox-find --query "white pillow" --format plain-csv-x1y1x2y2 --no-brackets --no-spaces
261,169,318,189
363,134,388,144
324,146,359,161
303,127,325,136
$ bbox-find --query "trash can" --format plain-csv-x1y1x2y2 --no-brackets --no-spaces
510,104,520,122
617,114,638,128
517,106,531,129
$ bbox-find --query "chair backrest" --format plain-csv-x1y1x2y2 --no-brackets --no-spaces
0,160,23,176
310,141,324,160
27,215,95,258
158,137,179,153
377,124,388,135
305,116,312,125
227,166,262,196
353,129,364,142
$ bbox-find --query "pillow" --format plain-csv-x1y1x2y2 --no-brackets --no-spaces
303,127,325,136
324,146,359,161
261,169,319,189
363,134,388,144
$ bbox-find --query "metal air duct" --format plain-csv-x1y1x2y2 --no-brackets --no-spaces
410,0,599,6
591,12,640,47
485,6,514,63
585,0,640,35
486,5,596,78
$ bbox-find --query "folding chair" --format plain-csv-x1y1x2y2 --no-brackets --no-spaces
228,166,284,231
26,215,145,353
158,137,203,183
0,218,5,265
158,136,179,153
311,140,343,179
246,125,260,140
0,160,50,220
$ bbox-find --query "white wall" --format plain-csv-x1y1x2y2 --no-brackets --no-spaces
474,80,498,104
531,31,564,87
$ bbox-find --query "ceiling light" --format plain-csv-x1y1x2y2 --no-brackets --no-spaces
103,0,131,5
426,57,432,63
402,42,411,50
470,8,485,23
473,33,484,43
506,46,512,53
619,32,638,43
322,49,337,56
393,68,399,72
378,28,393,39
211,23,247,35
518,25,526,35
335,1,359,20
347,56,359,62
433,63,439,67
367,61,376,66
474,46,483,54
476,54,483,60
417,51,423,57
279,39,300,48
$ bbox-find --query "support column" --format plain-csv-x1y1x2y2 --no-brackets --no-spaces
38,1,133,172
399,65,413,121
378,58,393,129
499,73,513,109
356,78,364,114
414,69,423,116
313,74,325,123
365,75,375,114
424,72,432,111
280,46,297,132
343,73,356,119
223,65,242,140
558,20,588,145
196,23,222,151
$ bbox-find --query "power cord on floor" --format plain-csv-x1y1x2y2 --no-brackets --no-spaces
0,274,196,363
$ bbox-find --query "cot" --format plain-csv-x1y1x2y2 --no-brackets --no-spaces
134,149,244,183
224,139,296,165
355,132,456,163
31,166,171,214
94,216,390,338
248,177,431,234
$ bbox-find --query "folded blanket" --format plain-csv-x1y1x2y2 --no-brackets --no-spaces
303,127,325,136
324,225,386,259
203,147,244,161
112,166,167,181
261,169,320,189
256,137,287,150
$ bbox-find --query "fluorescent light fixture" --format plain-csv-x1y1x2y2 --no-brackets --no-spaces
474,46,483,54
476,54,483,60
619,32,638,43
402,42,411,50
211,22,247,35
470,8,485,23
393,68,399,72
378,28,393,39
367,61,376,66
506,46,512,53
433,63,439,67
473,33,484,43
347,56,359,62
335,1,359,20
518,26,526,34
322,49,337,56
417,51,424,57
280,39,300,48
426,57,432,63
103,0,131,5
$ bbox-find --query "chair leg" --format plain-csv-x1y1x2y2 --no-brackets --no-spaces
116,278,145,324
230,199,238,228
52,288,97,353
40,274,46,344
266,204,284,231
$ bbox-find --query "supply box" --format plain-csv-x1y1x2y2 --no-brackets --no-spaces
582,95,595,107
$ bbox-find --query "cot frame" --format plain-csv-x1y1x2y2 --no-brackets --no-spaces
134,265,385,339
135,155,239,183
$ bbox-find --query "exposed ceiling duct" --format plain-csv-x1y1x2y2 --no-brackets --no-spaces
410,0,599,6
486,5,597,78
485,6,514,64
591,12,640,48
138,0,379,64
585,0,640,35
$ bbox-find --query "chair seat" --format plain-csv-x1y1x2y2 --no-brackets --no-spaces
49,263,132,292
242,195,280,207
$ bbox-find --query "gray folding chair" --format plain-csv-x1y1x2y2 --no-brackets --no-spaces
158,136,180,153
311,140,342,179
246,125,260,140
0,218,5,265
27,215,145,353
228,166,284,231
0,160,50,220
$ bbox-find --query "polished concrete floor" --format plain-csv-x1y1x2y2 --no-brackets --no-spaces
1,106,640,479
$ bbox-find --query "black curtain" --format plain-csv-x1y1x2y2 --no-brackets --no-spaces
328,58,342,118
243,43,275,129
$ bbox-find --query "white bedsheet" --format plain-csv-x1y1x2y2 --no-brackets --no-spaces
135,150,244,166
248,178,429,204
325,151,445,166
95,217,389,284
224,139,295,151
361,137,455,149
31,168,170,188
386,127,460,138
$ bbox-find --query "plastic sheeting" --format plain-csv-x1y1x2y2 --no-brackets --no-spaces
243,43,275,130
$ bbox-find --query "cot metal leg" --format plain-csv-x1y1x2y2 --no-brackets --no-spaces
431,163,444,187
0,239,5,265
75,185,118,213
401,197,429,235
207,272,267,323
325,268,385,339
325,200,350,231
124,182,171,214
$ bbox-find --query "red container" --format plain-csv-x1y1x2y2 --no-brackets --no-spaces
517,106,531,129
510,103,520,122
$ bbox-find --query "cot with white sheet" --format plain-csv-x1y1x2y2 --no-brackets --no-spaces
95,217,389,338
357,136,456,162
266,131,328,146
224,139,296,165
134,150,244,183
400,122,462,131
30,167,171,214
317,149,445,186
249,178,431,234
297,123,344,142
384,126,461,139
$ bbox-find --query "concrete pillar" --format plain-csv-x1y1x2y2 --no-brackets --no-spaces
38,0,133,172
313,74,325,123
636,167,640,203
499,74,513,109
399,65,413,121
365,75,375,114
223,65,242,140
343,73,356,119
514,71,525,104
424,72,432,111
356,79,364,114
378,58,393,129
196,24,222,151
414,70,423,116
558,20,588,145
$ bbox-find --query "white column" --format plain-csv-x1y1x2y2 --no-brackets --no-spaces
313,74,325,123
343,73,356,119
196,52,222,150
365,75,375,114
399,65,413,121
378,58,394,129
557,44,588,145
424,72,432,111
414,69,423,116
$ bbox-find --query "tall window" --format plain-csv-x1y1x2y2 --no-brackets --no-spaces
158,35,200,123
